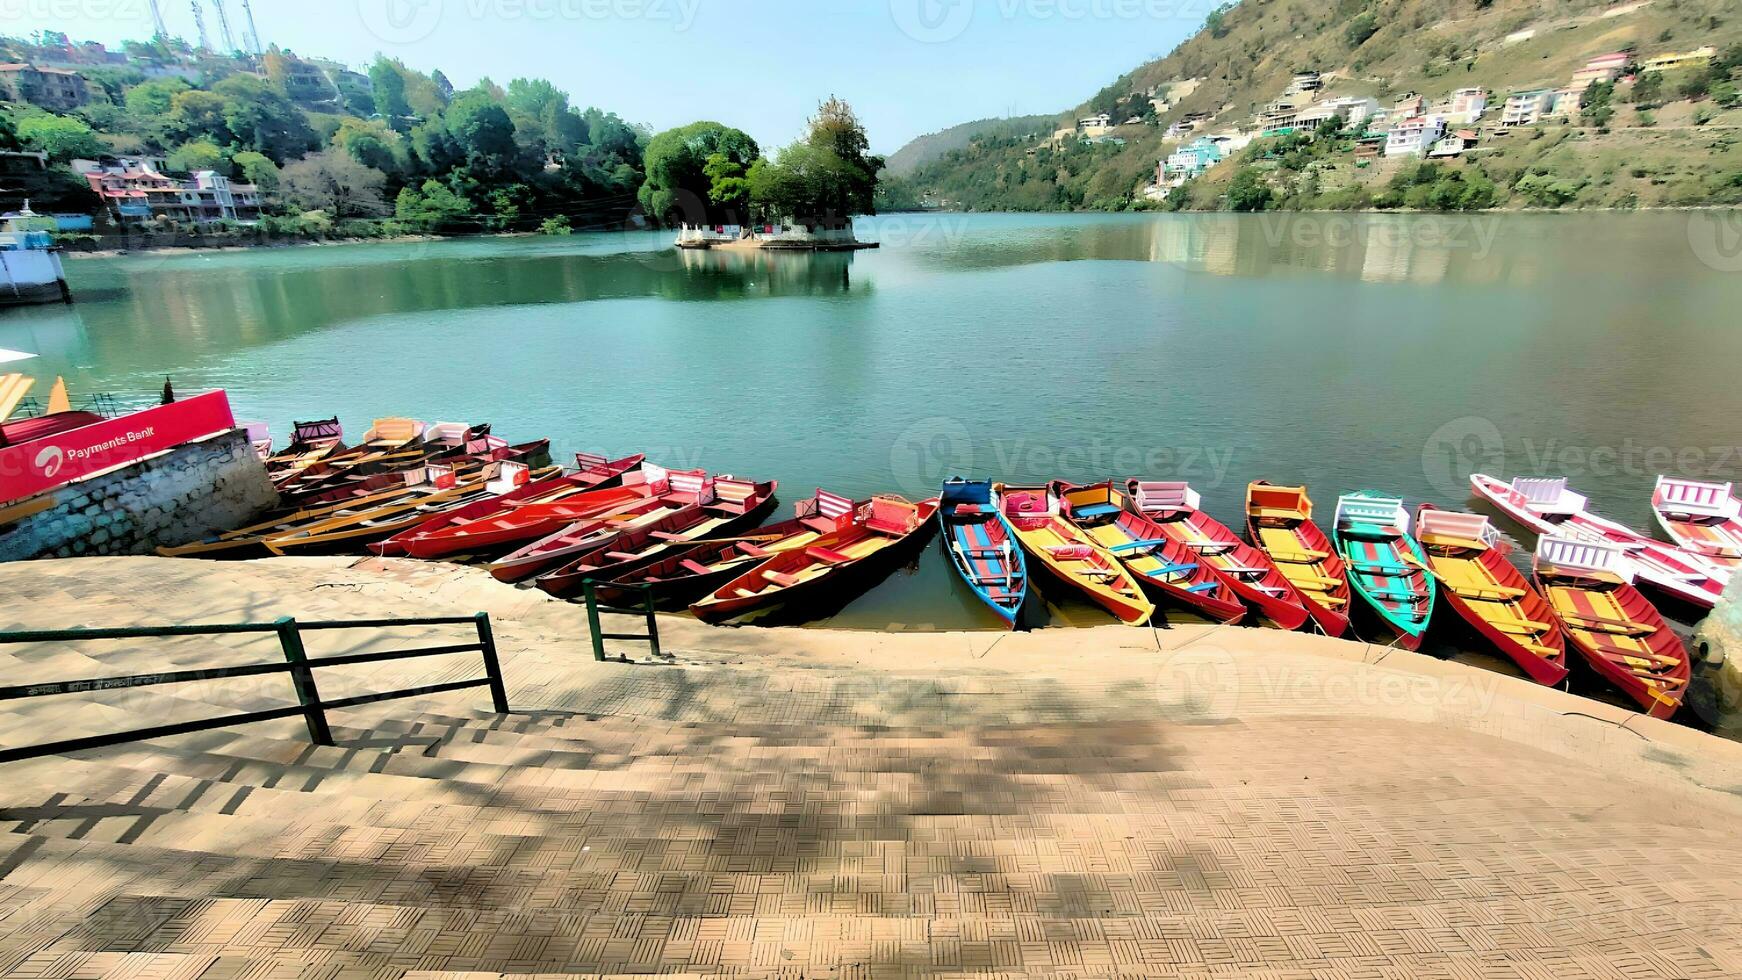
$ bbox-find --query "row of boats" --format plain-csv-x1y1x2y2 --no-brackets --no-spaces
181,416,1741,721
938,474,1734,721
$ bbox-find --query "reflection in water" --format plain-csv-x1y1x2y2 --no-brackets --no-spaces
676,246,857,295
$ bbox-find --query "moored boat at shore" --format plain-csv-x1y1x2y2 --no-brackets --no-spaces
1052,480,1243,624
1532,535,1689,719
1650,476,1742,570
399,457,658,560
1471,473,1726,608
1244,482,1351,637
1415,504,1568,686
263,462,556,555
489,468,718,583
1124,480,1311,630
1331,492,1434,650
938,478,1028,629
689,494,938,623
590,490,863,607
534,477,779,597
996,483,1153,626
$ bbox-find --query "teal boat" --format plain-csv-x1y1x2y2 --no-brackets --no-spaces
1331,492,1434,650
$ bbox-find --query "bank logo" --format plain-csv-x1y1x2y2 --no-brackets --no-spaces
890,0,973,43
34,445,64,478
889,416,973,498
360,0,443,44
1688,212,1742,273
1422,416,1505,497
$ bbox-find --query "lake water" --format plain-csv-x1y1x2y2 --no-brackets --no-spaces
7,212,1741,650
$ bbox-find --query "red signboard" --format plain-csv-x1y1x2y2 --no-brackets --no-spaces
0,390,237,505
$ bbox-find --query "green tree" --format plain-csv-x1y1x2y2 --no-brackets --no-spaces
232,150,281,194
1225,167,1274,211
638,120,760,223
1346,12,1379,48
0,112,19,152
167,89,232,144
445,92,519,171
395,178,473,231
332,117,402,173
703,151,750,214
167,139,226,173
123,76,190,117
368,57,412,127
18,115,104,162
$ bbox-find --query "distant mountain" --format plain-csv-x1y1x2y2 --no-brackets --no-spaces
884,115,1059,176
907,0,1742,211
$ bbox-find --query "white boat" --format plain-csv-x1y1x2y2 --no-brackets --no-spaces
1650,477,1742,570
1470,473,1727,608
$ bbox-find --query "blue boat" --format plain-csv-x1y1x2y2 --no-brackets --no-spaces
939,477,1028,628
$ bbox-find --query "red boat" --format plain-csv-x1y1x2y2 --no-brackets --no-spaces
1416,504,1569,687
588,490,866,607
397,455,653,559
378,452,642,557
534,477,779,597
1244,482,1351,637
1125,480,1313,630
690,495,939,623
304,439,552,509
488,467,718,582
1532,535,1689,719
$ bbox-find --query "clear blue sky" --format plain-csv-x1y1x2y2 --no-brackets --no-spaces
11,0,1209,152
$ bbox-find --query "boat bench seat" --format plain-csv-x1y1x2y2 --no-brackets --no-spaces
1109,539,1167,553
1344,522,1402,539
679,559,713,575
1071,503,1122,518
1155,562,1198,576
1184,582,1218,593
650,531,688,541
1250,506,1306,521
1046,544,1094,559
806,546,855,565
801,516,839,534
737,542,773,558
606,551,638,560
763,571,802,587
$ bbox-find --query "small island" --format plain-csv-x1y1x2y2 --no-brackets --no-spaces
645,98,882,252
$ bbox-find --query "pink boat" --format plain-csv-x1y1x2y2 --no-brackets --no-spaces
1650,477,1742,570
1470,473,1726,608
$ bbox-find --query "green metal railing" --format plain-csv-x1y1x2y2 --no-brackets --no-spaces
0,613,508,764
580,580,661,661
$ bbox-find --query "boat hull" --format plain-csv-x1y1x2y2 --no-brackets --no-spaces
1535,571,1688,719
1244,481,1351,637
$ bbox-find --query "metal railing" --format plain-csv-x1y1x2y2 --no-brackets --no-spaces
580,580,661,661
0,613,508,764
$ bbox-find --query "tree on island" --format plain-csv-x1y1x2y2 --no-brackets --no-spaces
638,121,761,226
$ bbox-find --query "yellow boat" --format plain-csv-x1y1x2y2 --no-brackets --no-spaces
995,483,1153,625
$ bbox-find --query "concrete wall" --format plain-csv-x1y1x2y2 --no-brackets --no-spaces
0,429,277,561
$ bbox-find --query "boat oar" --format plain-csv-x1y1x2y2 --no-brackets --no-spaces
1558,611,1655,635
689,532,786,545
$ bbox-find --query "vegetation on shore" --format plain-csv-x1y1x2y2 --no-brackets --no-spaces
904,0,1742,212
0,35,882,244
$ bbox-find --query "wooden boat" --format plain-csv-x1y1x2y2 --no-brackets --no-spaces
263,417,345,479
1533,535,1689,719
1052,480,1243,624
1244,482,1351,637
589,490,864,607
158,470,457,559
938,478,1028,628
489,468,717,582
373,452,643,557
1330,492,1434,650
1650,476,1742,570
301,439,551,508
534,477,779,597
1415,504,1568,686
241,421,273,460
689,495,938,623
1124,480,1312,630
273,417,434,499
263,462,556,556
1471,473,1726,607
994,484,1153,626
400,457,660,560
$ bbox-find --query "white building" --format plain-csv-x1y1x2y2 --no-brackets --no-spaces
1385,116,1447,158
1501,90,1556,127
1436,88,1488,125
1293,96,1382,131
1078,113,1114,136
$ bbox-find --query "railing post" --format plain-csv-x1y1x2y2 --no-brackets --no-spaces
275,616,333,746
583,580,606,661
642,586,661,659
474,612,509,714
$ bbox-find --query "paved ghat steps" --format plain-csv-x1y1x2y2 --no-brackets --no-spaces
6,557,1742,977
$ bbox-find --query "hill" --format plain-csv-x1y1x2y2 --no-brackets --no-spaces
908,0,1742,211
883,114,1058,175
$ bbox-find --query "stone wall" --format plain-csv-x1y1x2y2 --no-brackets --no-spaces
1693,575,1742,732
0,429,277,562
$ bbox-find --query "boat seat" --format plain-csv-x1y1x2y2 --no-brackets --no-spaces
1452,584,1525,600
606,551,637,560
1218,563,1268,576
1071,503,1121,518
733,588,759,599
737,542,773,558
1154,561,1199,576
952,503,985,515
806,546,855,565
1184,540,1239,551
1250,506,1307,521
679,559,713,575
1344,522,1401,539
1109,538,1168,553
1419,532,1489,551
1369,589,1427,601
1047,544,1094,559
801,516,838,533
764,571,802,587
1185,582,1218,593
650,530,688,541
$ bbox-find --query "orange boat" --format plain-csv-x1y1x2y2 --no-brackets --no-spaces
1244,482,1350,636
